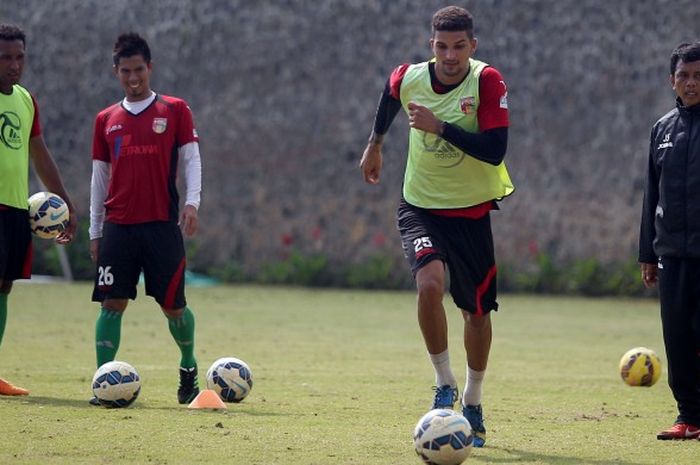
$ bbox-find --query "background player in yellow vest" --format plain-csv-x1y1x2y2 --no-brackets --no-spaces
359,6,512,447
0,23,77,396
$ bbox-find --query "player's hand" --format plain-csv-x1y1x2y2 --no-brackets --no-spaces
89,239,99,263
641,262,658,288
180,204,198,238
360,144,382,184
55,210,78,245
408,101,442,135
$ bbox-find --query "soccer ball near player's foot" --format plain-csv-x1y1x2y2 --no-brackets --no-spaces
619,347,662,387
206,357,253,402
27,192,69,239
92,361,141,408
413,409,473,465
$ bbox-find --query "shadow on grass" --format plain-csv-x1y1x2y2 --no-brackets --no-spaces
472,445,641,465
3,395,291,416
3,395,89,408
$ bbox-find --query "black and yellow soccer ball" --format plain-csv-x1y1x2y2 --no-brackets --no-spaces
619,347,662,387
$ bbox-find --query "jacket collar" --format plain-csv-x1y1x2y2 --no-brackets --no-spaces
676,97,700,115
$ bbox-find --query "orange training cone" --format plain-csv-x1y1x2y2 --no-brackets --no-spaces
188,389,227,409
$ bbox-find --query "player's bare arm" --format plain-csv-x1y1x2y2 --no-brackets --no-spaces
89,239,99,263
407,101,443,135
29,135,77,243
360,132,383,184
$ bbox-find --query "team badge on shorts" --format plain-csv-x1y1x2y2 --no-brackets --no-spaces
459,96,475,115
152,118,168,134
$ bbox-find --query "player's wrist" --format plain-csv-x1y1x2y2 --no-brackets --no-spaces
438,120,447,136
368,132,384,146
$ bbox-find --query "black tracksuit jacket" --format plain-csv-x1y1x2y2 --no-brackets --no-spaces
640,99,700,263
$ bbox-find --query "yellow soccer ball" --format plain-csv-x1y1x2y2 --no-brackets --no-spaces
619,347,662,387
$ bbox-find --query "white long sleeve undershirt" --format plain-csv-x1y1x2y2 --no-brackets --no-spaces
89,160,110,240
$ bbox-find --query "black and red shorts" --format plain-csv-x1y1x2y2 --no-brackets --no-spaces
0,205,32,282
397,199,498,315
92,221,187,309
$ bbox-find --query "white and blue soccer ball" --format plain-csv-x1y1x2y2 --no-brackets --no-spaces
91,361,141,408
413,409,473,465
206,357,253,403
28,191,69,239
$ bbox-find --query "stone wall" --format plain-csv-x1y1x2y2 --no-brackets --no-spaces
2,0,697,277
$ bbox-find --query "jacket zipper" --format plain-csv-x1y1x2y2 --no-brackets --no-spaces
685,113,693,255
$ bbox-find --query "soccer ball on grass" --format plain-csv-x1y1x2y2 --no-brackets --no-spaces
206,357,253,402
28,191,69,239
413,409,473,465
92,360,141,408
619,347,662,387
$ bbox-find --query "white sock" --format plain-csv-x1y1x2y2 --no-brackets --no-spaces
462,367,485,406
429,349,457,387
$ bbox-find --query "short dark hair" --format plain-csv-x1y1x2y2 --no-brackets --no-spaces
112,32,151,66
0,24,25,45
431,6,474,38
670,42,700,75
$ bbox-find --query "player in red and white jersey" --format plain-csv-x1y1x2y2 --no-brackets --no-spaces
89,33,202,405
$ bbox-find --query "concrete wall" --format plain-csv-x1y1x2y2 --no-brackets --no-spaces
3,0,697,276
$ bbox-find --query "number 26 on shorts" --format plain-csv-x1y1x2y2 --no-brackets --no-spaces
98,266,114,286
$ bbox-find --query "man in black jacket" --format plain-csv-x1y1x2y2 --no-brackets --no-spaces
639,41,700,440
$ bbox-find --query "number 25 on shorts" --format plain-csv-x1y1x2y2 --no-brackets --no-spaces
413,236,433,252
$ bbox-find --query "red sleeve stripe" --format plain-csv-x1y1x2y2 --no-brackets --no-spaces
477,67,509,131
389,64,411,100
29,94,41,137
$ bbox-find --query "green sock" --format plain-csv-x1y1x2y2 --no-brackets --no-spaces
0,294,7,347
95,308,123,367
168,307,197,369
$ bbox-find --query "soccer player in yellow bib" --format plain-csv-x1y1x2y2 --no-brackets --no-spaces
0,24,77,396
359,6,513,447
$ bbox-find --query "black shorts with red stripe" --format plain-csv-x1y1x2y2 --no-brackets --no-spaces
0,205,32,282
397,199,498,315
92,221,187,309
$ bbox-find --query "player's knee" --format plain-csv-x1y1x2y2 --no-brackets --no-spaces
417,277,444,302
466,312,491,329
102,299,127,313
162,307,185,319
0,280,13,294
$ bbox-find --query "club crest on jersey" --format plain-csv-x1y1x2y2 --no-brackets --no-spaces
152,117,167,134
459,96,475,115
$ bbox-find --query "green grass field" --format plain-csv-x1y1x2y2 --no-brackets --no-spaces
0,283,697,464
